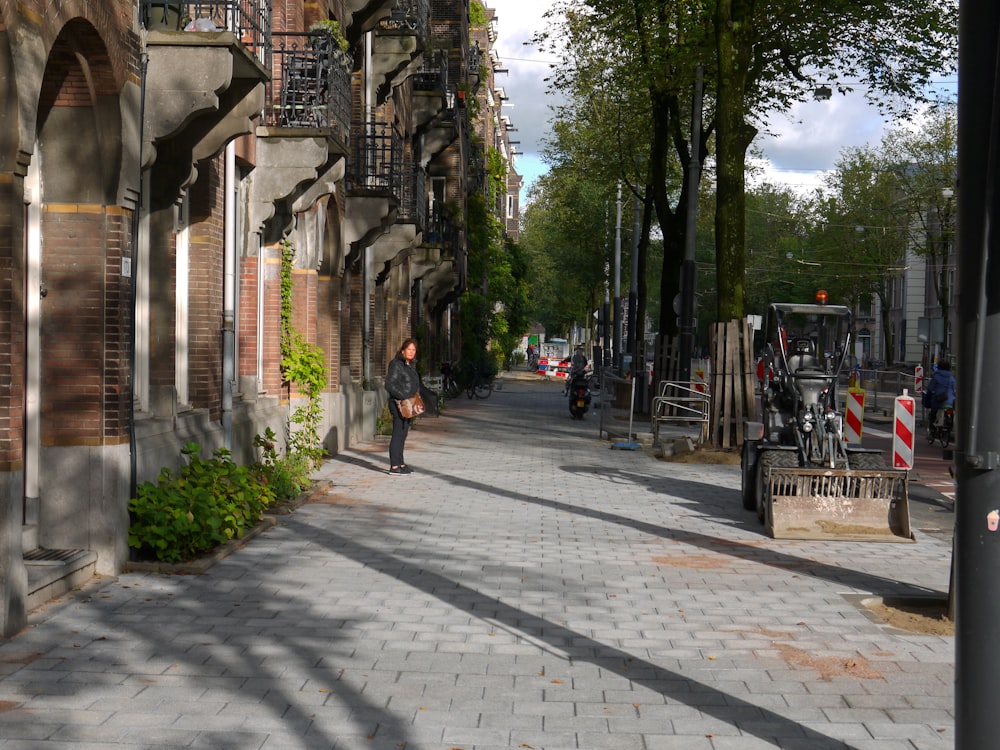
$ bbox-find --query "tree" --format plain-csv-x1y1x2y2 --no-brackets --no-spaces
815,147,911,365
520,167,613,339
713,0,957,322
881,103,958,356
535,0,713,339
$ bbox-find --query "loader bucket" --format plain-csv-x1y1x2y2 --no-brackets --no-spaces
763,467,914,542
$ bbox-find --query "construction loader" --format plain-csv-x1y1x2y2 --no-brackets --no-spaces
741,292,913,542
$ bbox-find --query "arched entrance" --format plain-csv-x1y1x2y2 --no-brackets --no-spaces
25,19,131,572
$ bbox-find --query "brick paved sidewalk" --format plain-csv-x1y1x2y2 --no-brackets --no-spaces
0,372,954,749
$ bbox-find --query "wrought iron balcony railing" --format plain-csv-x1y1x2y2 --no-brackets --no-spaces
397,165,427,227
424,208,460,253
412,50,448,93
264,32,352,145
140,1,272,62
377,0,429,38
346,118,402,193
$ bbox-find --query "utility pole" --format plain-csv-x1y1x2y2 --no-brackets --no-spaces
955,0,1000,744
613,181,623,370
678,66,703,383
628,193,640,377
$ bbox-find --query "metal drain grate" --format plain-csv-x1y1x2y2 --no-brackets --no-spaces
23,548,88,562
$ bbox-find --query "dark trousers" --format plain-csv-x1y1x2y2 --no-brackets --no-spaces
388,399,410,466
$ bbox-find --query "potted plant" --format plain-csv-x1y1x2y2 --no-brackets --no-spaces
309,19,350,53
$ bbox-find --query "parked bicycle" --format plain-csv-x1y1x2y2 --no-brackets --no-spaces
461,360,494,399
440,362,461,399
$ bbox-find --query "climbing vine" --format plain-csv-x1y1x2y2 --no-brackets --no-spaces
279,239,327,464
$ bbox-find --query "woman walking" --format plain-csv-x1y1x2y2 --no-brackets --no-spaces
384,338,421,475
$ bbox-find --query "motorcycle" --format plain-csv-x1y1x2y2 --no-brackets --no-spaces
927,403,955,448
567,370,592,419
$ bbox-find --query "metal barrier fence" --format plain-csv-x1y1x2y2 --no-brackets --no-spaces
651,381,711,444
841,368,921,413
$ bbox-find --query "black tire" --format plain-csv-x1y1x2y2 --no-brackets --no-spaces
741,442,757,511
940,428,951,449
927,425,936,445
849,451,886,470
756,450,798,524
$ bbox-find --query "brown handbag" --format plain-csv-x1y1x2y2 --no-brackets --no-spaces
397,393,426,418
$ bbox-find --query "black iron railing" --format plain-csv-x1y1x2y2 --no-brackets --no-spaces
412,50,448,92
140,1,272,62
424,208,460,252
397,165,427,226
377,0,429,38
346,118,402,193
264,32,352,144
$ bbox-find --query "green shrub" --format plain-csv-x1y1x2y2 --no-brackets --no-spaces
128,442,276,563
253,428,313,502
376,403,393,435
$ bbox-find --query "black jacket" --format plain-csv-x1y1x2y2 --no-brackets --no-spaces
385,353,420,400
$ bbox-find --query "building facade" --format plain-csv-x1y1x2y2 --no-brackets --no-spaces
0,0,518,637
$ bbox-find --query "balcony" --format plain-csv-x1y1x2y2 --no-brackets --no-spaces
342,118,403,258
371,0,429,101
346,119,402,194
140,1,271,203
263,31,352,150
141,1,271,56
397,165,427,229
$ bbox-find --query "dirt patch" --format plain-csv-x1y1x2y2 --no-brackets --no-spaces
658,447,741,464
651,554,733,569
863,597,954,636
773,643,885,681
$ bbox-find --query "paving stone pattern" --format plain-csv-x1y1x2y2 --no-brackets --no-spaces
0,373,954,749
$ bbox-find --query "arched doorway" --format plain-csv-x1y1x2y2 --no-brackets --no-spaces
25,19,131,571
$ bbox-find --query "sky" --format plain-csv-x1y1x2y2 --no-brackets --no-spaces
490,0,957,201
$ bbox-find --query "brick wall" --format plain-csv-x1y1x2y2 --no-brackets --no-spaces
0,177,25,467
39,204,131,445
187,158,225,419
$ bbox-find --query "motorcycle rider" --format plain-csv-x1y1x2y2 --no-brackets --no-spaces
563,345,588,395
924,360,956,427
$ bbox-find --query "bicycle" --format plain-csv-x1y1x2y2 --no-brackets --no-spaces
927,404,954,448
462,361,494,399
440,363,461,399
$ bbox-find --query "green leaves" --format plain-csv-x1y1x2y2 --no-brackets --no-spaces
128,443,277,563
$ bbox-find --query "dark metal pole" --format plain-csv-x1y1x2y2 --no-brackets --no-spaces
613,182,623,370
955,1,1000,744
678,66,703,384
628,193,640,376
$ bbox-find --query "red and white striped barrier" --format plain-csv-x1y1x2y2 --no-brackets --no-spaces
845,388,865,444
537,357,571,378
914,365,924,395
893,392,915,470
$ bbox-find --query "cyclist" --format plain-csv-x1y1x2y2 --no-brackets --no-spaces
924,360,956,427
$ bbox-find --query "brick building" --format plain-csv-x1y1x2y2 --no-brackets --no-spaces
0,0,519,636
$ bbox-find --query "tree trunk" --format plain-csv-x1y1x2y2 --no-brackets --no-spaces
651,92,682,338
715,0,758,322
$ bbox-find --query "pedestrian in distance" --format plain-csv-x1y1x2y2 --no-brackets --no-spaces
385,338,421,475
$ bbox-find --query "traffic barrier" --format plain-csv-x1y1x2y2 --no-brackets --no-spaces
845,388,865,444
537,357,570,378
893,392,915,469
914,365,924,395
